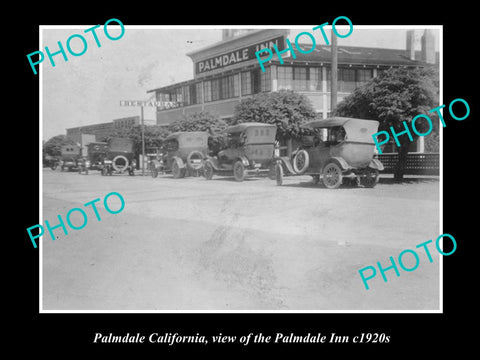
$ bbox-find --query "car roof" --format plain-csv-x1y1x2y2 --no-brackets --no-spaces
165,131,209,140
223,122,277,133
304,117,380,143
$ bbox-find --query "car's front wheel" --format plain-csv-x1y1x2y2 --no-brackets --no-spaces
233,161,246,182
204,161,214,180
275,162,283,186
362,170,379,188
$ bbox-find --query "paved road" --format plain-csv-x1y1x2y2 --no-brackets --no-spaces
41,169,440,311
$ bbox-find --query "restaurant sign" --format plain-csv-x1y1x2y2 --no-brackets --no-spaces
120,100,182,109
195,36,285,75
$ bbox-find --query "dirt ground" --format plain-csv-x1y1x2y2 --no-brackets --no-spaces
41,169,440,311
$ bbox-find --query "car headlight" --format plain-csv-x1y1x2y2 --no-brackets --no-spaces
86,161,91,166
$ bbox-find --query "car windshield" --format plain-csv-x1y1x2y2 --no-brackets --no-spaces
165,139,179,151
226,132,244,148
315,126,346,145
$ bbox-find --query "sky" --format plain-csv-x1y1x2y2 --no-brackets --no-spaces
41,25,440,141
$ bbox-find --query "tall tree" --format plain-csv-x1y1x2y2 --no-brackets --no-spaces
43,134,76,157
334,66,439,181
232,90,317,141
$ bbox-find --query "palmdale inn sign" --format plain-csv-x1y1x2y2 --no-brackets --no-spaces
195,36,285,75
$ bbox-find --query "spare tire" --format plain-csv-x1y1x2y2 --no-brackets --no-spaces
112,155,129,172
293,149,310,174
186,150,204,170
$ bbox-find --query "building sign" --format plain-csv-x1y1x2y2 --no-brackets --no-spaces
119,100,182,109
195,36,285,75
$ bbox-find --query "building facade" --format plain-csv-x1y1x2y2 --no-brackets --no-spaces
147,30,436,121
66,116,141,144
147,29,438,153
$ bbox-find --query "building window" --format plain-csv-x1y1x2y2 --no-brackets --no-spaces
357,68,373,86
211,78,221,101
260,67,271,92
183,85,190,105
196,82,203,104
203,81,212,102
277,66,293,90
339,68,356,92
176,87,183,104
293,67,308,91
309,67,322,91
241,71,252,95
220,74,240,99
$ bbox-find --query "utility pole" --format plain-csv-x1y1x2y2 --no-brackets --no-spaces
330,29,338,115
141,106,145,176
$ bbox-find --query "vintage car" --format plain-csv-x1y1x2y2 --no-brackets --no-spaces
59,144,81,172
274,117,384,188
86,142,108,171
77,157,91,175
203,122,277,182
101,137,136,176
151,132,209,178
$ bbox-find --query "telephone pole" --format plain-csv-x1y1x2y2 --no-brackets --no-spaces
330,29,338,115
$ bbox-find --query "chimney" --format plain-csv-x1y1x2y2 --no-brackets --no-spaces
406,30,415,60
421,29,435,64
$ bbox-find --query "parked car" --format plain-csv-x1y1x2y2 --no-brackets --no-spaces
203,122,277,182
59,144,81,172
146,147,164,178
77,157,90,175
44,155,59,170
152,132,209,178
101,137,136,176
275,117,384,188
86,142,108,171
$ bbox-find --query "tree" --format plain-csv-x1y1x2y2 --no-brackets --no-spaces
43,134,76,157
232,90,317,142
168,111,228,133
334,66,439,181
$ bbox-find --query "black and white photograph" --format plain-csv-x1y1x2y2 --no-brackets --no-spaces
39,25,442,311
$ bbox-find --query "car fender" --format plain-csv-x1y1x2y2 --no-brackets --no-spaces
151,159,163,169
238,156,250,167
369,158,384,171
204,156,220,170
172,156,186,169
328,157,350,171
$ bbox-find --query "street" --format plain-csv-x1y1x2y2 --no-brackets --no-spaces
41,168,440,311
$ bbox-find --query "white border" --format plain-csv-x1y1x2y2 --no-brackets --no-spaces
39,24,443,314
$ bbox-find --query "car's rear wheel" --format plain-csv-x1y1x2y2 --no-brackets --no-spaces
172,158,186,178
322,162,343,189
204,161,214,180
233,161,246,182
268,162,277,180
275,162,283,186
